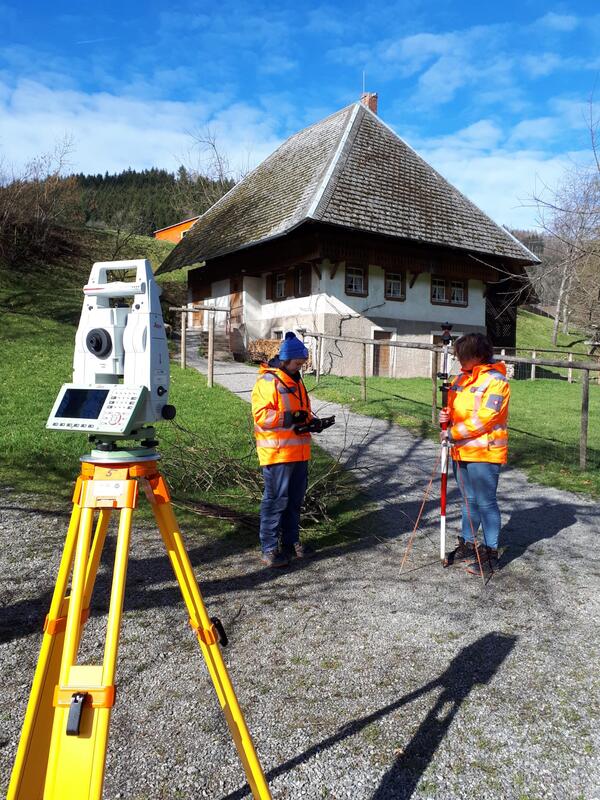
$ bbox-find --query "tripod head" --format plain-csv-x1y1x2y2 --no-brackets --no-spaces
46,259,175,458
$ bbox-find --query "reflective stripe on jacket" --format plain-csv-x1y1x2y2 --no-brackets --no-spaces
448,361,510,464
251,363,312,466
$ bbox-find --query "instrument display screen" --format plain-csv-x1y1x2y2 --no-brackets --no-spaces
55,388,110,420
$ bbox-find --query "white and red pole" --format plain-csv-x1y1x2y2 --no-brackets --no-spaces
438,323,453,565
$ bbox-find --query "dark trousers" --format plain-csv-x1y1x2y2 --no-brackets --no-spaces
259,461,308,554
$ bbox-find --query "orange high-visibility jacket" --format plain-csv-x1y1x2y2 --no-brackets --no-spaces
251,363,313,466
448,361,510,464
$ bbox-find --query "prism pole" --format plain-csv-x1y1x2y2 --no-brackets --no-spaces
438,323,453,564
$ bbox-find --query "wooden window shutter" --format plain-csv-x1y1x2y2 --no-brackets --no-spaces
296,265,310,297
285,270,294,298
265,273,273,301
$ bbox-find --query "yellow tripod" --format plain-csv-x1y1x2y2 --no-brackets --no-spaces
8,458,271,800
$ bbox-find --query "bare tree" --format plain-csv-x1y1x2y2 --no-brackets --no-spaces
532,105,600,344
0,136,82,264
173,130,244,220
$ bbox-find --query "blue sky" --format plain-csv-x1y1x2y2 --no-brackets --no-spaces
1,0,599,228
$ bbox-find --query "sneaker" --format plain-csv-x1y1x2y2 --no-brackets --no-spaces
282,541,315,559
465,546,499,576
260,550,289,568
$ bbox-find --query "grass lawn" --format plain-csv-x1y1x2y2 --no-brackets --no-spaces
1,231,367,551
303,373,600,497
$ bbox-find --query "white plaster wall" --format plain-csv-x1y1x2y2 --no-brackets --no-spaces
201,279,230,331
198,260,487,374
243,276,263,340
307,263,485,327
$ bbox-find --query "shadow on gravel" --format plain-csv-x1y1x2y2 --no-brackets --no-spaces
500,501,578,568
372,632,516,799
222,632,517,800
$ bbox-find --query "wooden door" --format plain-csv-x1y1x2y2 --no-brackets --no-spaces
190,286,210,327
229,277,243,326
373,331,392,376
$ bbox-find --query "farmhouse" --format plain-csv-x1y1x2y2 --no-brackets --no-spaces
154,215,200,243
157,94,538,377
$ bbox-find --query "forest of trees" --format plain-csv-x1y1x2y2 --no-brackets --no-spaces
75,166,234,236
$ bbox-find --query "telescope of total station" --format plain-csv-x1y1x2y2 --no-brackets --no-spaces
8,260,272,800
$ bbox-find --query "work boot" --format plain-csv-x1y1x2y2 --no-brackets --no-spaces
443,536,473,566
282,541,315,560
260,549,289,568
466,546,499,577
454,537,474,562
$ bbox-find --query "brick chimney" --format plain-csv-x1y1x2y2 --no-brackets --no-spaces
360,92,378,114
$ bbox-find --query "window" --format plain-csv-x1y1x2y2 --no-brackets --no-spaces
431,276,447,303
345,265,368,296
385,270,406,301
295,265,310,297
274,272,286,300
272,329,283,340
450,280,466,305
430,275,468,306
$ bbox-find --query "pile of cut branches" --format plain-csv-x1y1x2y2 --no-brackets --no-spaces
160,418,353,527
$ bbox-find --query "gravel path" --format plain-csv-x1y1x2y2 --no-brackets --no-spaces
1,357,599,800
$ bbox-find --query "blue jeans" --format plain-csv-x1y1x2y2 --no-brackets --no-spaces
452,461,502,549
259,461,308,554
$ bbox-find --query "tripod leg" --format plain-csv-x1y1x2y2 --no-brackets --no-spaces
8,489,112,800
43,506,133,800
7,497,83,800
151,496,272,800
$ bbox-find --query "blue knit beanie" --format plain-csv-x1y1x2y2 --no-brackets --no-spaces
278,331,308,360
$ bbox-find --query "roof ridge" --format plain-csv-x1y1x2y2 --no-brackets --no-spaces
306,103,361,219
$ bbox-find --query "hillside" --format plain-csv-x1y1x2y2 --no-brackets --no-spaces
516,308,588,353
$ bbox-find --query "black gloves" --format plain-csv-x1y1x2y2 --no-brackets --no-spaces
292,410,308,424
294,415,336,434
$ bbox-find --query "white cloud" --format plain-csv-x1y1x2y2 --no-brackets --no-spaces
507,117,560,147
421,145,582,228
258,55,297,75
420,120,504,152
521,52,567,78
405,106,596,228
0,79,282,178
537,12,579,32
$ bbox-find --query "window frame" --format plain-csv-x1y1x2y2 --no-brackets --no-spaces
345,264,368,297
430,275,468,307
384,269,406,302
274,272,287,300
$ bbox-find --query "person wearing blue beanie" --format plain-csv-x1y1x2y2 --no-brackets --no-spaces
278,331,309,361
251,331,313,567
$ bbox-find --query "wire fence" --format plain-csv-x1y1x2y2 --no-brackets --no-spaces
302,331,599,471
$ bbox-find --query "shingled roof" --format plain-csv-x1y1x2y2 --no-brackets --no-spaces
157,103,537,274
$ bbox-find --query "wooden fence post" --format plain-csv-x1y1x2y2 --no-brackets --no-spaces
431,349,438,423
580,368,589,470
207,310,215,388
180,309,187,370
568,352,573,384
315,335,322,384
361,343,367,401
530,350,536,381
